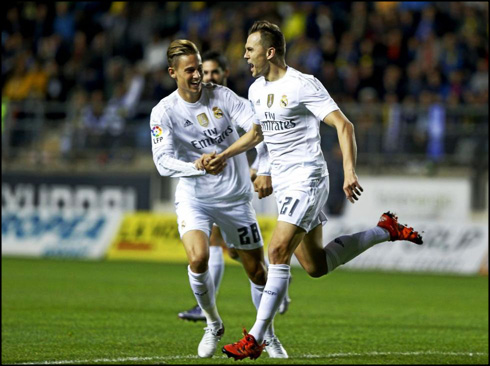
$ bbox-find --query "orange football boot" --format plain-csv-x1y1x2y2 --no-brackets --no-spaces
222,328,265,360
377,211,423,244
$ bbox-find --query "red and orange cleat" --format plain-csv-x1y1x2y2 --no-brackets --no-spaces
222,328,265,360
377,211,423,245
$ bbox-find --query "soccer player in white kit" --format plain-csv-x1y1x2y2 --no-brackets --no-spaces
202,21,423,360
177,50,292,324
150,40,287,358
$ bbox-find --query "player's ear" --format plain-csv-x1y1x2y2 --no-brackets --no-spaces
266,47,275,60
168,67,176,79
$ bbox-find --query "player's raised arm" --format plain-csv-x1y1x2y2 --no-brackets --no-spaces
323,109,363,203
205,123,263,174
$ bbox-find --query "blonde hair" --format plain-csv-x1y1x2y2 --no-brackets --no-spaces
167,39,200,68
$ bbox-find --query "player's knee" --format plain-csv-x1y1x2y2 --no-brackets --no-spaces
307,268,327,278
248,264,267,285
268,245,290,264
228,248,239,261
188,255,209,273
305,264,327,278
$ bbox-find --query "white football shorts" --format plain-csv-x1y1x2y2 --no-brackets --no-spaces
274,175,329,232
175,198,263,250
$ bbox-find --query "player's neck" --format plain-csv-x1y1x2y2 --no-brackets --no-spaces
178,88,201,103
264,63,287,82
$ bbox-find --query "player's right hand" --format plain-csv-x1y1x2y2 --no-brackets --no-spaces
343,170,363,203
203,152,227,175
195,152,214,171
254,175,273,199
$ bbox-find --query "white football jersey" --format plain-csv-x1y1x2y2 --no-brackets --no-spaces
150,83,260,203
249,66,339,183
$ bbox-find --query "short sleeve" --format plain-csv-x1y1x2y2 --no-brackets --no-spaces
300,76,339,121
223,87,260,131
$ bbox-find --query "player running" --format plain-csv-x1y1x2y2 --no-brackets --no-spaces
178,50,292,323
203,20,423,360
150,40,287,358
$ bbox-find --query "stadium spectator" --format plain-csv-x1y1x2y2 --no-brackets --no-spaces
1,2,488,167
2,55,31,101
53,2,75,43
143,32,170,72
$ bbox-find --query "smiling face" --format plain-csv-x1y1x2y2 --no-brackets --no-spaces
168,53,203,101
202,59,228,85
244,32,270,78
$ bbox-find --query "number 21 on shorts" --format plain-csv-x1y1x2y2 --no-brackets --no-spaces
280,196,300,216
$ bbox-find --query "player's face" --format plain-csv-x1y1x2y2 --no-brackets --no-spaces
244,32,269,78
202,60,226,85
168,53,203,96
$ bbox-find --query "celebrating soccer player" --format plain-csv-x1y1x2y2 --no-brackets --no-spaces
177,50,292,326
203,20,423,361
150,40,287,358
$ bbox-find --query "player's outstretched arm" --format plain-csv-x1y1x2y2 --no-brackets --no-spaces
323,110,363,204
205,123,263,173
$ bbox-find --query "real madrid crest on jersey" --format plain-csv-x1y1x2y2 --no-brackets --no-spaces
280,95,288,107
197,113,209,127
212,106,223,119
267,94,274,108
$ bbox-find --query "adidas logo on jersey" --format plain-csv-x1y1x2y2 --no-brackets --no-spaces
255,99,260,105
184,120,193,127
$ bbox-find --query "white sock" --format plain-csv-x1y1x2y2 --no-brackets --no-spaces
261,255,280,338
249,280,275,340
188,266,222,328
323,227,389,273
249,264,290,343
208,246,225,295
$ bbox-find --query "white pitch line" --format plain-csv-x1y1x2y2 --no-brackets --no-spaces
11,351,489,365
303,351,488,358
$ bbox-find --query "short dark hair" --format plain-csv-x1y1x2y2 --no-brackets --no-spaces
202,50,229,71
167,39,199,68
248,20,286,59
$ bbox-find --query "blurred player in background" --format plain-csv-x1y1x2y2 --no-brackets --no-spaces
178,50,292,324
203,20,424,360
150,40,287,358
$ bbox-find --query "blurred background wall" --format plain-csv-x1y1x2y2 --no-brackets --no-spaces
2,2,488,273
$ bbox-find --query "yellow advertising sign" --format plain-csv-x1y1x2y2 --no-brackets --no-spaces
106,212,276,264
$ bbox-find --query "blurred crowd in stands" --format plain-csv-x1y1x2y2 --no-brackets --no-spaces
1,1,488,168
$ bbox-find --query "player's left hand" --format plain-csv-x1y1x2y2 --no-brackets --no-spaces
254,175,273,199
343,170,363,203
204,152,227,175
195,152,214,170
250,168,258,182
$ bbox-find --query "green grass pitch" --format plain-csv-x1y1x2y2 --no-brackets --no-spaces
2,257,488,364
